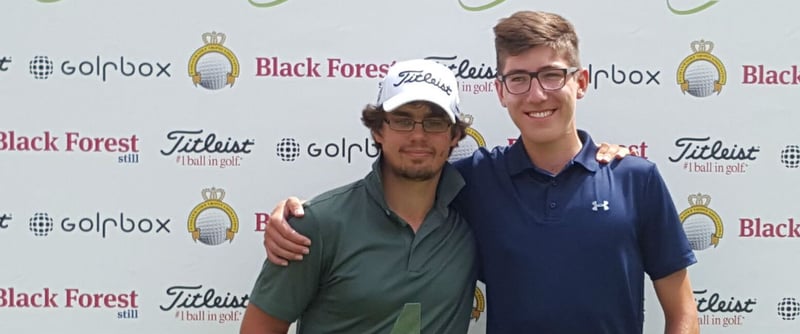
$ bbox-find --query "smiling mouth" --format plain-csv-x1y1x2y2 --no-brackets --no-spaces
525,109,555,118
403,150,433,157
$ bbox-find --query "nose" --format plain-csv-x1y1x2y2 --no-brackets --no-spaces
525,80,548,103
409,122,427,137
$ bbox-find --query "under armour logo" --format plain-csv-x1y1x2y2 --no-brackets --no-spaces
591,200,609,212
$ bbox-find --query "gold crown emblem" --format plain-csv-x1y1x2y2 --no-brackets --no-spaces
202,187,225,201
202,32,226,46
690,40,714,53
471,287,485,321
460,113,474,127
679,193,723,248
187,187,239,245
687,193,711,207
188,32,240,88
676,39,726,96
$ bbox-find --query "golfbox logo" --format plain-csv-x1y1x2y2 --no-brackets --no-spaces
29,56,54,79
160,285,247,324
669,136,758,175
777,297,800,321
189,32,239,90
187,188,239,246
27,211,171,238
695,289,756,328
160,130,254,169
424,56,497,95
667,0,719,15
275,137,379,164
28,212,54,236
28,55,171,82
0,131,140,163
677,40,726,98
679,193,723,251
587,64,661,90
0,287,139,319
780,145,800,169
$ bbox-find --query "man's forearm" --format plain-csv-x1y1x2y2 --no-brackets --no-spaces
664,313,699,334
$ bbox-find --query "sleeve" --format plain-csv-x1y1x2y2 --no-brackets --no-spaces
247,207,325,322
638,164,698,280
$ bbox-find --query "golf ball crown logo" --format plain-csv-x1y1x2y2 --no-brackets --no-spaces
187,187,239,246
677,40,726,98
449,114,485,163
188,32,240,90
679,193,724,250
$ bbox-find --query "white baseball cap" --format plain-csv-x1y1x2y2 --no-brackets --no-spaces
377,59,462,123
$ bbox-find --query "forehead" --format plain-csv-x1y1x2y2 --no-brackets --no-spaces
502,46,570,72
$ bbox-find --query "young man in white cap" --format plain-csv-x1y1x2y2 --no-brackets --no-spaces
240,59,477,334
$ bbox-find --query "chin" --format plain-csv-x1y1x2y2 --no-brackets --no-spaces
394,165,439,181
523,131,560,144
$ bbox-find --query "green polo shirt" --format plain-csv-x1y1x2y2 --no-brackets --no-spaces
248,159,477,334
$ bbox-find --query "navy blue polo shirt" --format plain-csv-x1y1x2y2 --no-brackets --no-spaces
452,130,696,334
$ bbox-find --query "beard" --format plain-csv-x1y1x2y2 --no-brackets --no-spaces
388,162,439,181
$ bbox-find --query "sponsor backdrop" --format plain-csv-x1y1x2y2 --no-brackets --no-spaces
1,0,798,333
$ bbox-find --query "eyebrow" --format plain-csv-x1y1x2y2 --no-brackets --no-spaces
503,65,563,75
387,112,448,121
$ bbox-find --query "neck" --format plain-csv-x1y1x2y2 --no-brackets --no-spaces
522,130,582,175
381,166,441,233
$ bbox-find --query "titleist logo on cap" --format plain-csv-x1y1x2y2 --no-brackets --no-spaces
395,70,453,96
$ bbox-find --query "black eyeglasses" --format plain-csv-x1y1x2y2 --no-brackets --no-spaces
383,117,451,133
498,67,579,94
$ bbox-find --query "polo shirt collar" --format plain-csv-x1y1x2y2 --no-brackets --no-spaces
506,129,599,176
365,156,465,218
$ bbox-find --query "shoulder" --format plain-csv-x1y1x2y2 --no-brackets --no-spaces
289,179,368,235
605,155,659,176
601,157,674,199
305,178,367,210
452,145,511,175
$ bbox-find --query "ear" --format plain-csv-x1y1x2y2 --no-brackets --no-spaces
450,130,462,148
575,68,589,99
371,129,384,146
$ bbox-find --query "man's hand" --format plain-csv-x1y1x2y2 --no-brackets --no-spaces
596,142,638,163
263,197,310,266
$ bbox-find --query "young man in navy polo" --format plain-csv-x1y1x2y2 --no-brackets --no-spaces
261,11,697,334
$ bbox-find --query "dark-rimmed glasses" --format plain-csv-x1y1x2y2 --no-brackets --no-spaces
384,117,451,133
498,67,579,94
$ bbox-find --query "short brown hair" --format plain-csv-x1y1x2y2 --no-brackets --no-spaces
494,11,581,73
361,101,469,150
